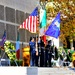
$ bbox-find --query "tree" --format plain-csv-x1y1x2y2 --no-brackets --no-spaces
40,0,75,47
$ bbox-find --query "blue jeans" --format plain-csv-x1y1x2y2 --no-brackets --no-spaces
30,51,36,66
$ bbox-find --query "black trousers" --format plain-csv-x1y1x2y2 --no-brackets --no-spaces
45,51,48,67
35,55,39,66
40,48,44,67
48,53,52,67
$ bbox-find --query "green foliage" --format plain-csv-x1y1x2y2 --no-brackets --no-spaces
10,59,23,66
4,41,16,60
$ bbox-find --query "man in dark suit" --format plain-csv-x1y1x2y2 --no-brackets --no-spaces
40,36,45,67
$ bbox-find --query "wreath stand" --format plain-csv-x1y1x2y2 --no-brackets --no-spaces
0,49,18,66
0,48,10,66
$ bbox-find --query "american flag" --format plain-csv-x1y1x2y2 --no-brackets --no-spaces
19,7,39,33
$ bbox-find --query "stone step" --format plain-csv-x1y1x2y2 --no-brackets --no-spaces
0,67,74,75
27,67,75,75
38,73,75,75
38,68,73,71
38,72,75,75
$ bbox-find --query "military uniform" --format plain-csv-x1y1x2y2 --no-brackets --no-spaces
40,39,45,67
29,41,36,66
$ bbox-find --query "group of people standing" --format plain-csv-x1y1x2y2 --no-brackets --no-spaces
29,36,58,67
29,36,75,67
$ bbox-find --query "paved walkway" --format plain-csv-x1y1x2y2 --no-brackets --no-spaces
0,67,75,75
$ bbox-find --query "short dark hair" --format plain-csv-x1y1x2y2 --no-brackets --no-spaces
48,40,52,44
30,37,34,41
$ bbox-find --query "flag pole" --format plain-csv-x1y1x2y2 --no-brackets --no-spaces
51,37,55,59
35,35,38,56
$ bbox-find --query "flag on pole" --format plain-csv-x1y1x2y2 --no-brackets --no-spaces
45,12,60,38
39,27,45,36
41,35,46,45
0,30,6,47
40,9,47,28
39,8,47,44
19,7,38,33
16,31,20,60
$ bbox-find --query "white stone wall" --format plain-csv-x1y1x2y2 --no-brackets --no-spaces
0,0,39,13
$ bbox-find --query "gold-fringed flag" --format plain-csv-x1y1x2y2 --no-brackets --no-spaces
19,7,38,33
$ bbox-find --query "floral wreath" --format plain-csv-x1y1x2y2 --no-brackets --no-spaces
4,41,16,60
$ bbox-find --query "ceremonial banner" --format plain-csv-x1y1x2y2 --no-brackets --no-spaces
40,9,47,28
19,7,38,33
45,12,60,38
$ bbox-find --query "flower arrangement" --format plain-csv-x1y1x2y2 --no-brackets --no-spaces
4,41,16,60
